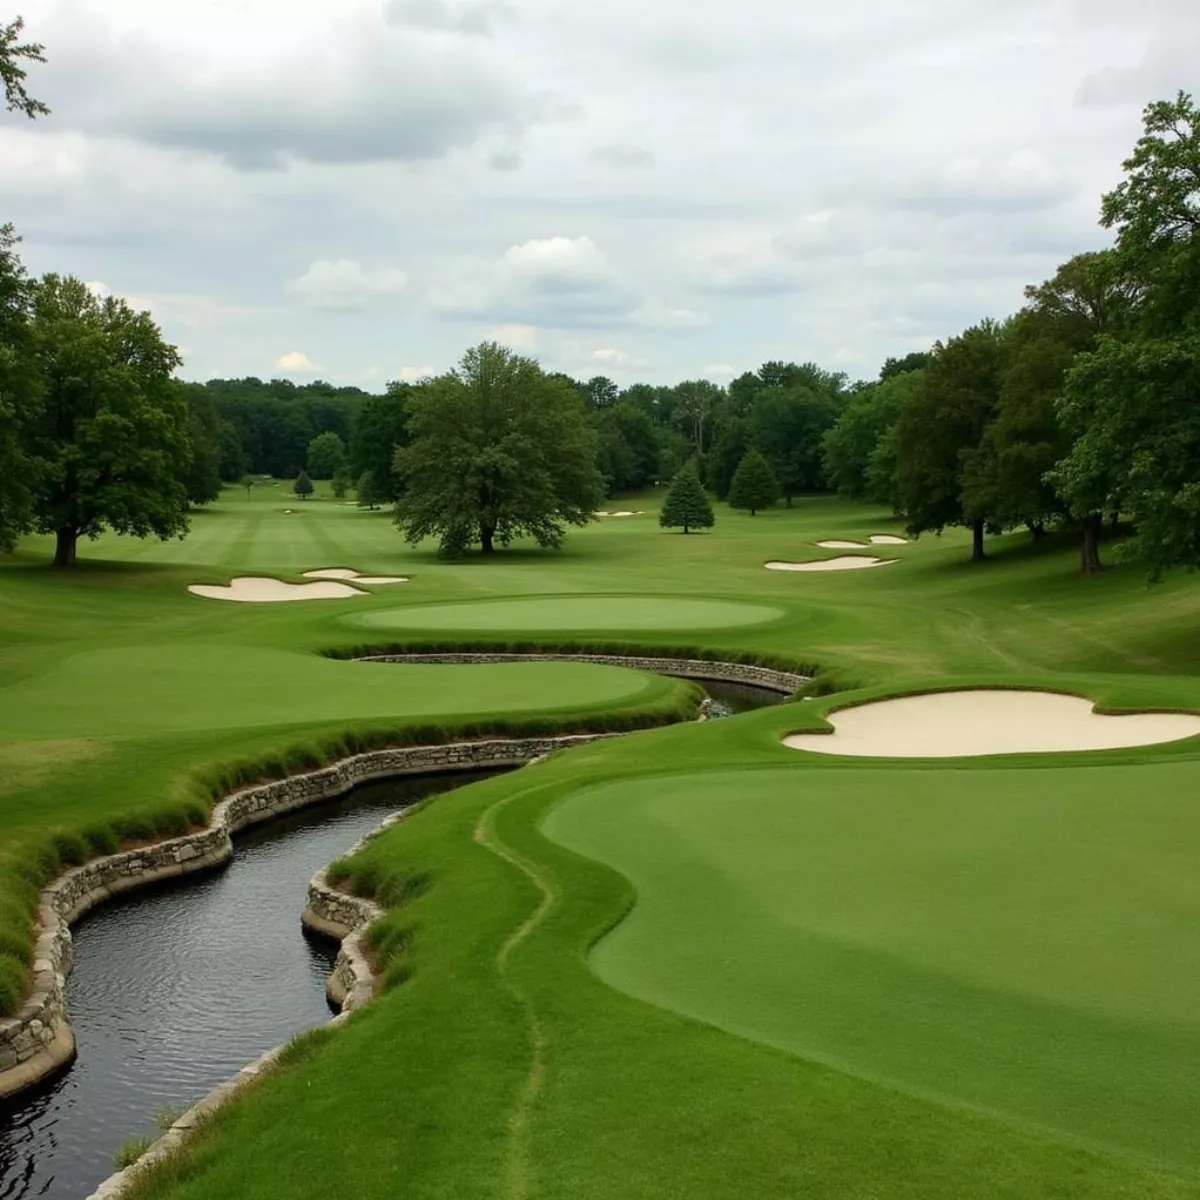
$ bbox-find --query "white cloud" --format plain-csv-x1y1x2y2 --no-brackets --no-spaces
6,0,1183,384
588,347,647,368
483,324,540,352
286,260,409,312
84,281,111,300
702,363,738,380
394,365,438,381
276,351,320,374
433,235,636,327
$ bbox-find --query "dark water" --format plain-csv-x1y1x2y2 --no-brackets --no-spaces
701,679,787,718
0,770,496,1200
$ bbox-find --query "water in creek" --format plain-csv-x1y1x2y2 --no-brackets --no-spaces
0,770,497,1200
700,679,788,718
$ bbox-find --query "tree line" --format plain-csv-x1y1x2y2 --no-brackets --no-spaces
1,60,1197,569
822,92,1200,577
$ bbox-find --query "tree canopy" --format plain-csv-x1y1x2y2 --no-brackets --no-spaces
26,276,190,566
394,343,604,557
0,225,37,551
1,16,48,118
308,430,347,480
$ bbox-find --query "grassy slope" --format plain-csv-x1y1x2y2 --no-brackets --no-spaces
6,487,1200,1196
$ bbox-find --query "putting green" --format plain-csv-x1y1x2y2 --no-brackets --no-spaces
543,763,1200,1171
350,596,783,633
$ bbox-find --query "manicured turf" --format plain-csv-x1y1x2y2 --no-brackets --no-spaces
5,485,1200,1198
545,762,1200,1171
350,595,784,632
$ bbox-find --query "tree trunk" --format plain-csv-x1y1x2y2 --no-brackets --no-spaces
1029,521,1046,540
971,519,986,563
1081,514,1103,575
480,524,495,555
54,527,78,568
683,523,691,534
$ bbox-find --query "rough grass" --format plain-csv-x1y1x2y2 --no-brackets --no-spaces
7,486,1200,1197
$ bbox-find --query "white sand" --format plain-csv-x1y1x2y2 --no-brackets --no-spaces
189,577,365,603
816,535,909,549
766,557,898,572
784,689,1200,758
596,511,645,517
304,568,408,585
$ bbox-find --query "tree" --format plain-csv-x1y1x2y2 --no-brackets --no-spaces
896,322,1005,562
293,470,314,500
752,385,840,503
881,351,931,380
706,416,751,499
823,371,922,499
242,474,254,499
332,471,350,500
0,224,38,551
357,471,380,511
1049,93,1200,576
728,449,779,515
2,16,48,118
659,462,714,534
26,276,189,567
307,430,347,480
394,342,604,557
350,385,408,503
179,383,224,506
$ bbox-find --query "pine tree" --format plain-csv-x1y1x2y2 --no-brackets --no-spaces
659,462,715,534
294,470,314,501
727,448,779,515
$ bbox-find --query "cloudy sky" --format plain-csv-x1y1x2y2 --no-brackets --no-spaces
2,0,1196,388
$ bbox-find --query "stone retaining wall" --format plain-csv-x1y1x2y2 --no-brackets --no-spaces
358,652,808,695
0,734,614,1103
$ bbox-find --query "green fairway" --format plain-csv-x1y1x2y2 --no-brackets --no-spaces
5,485,1200,1199
544,762,1200,1170
350,595,784,633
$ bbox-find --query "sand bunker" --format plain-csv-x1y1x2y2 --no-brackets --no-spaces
816,535,909,549
304,568,409,585
766,557,898,572
596,511,645,518
784,690,1200,758
189,577,365,603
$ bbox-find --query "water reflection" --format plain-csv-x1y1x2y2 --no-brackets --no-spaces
0,770,496,1200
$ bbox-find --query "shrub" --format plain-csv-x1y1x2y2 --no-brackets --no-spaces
114,1136,155,1170
50,831,88,867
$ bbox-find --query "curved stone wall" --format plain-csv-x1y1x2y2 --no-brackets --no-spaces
0,734,616,1103
357,652,808,695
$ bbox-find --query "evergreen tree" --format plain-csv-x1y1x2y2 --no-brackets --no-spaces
294,470,314,501
332,471,349,500
727,448,779,515
659,462,715,534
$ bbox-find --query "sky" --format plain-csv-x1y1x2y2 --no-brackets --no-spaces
1,0,1197,390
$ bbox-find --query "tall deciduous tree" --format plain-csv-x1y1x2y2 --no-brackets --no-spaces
897,322,1005,562
1,16,48,118
823,370,922,500
350,385,408,502
728,448,779,515
394,343,603,557
356,471,380,510
26,276,189,567
0,224,38,551
1051,93,1200,577
307,430,347,480
659,462,714,533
